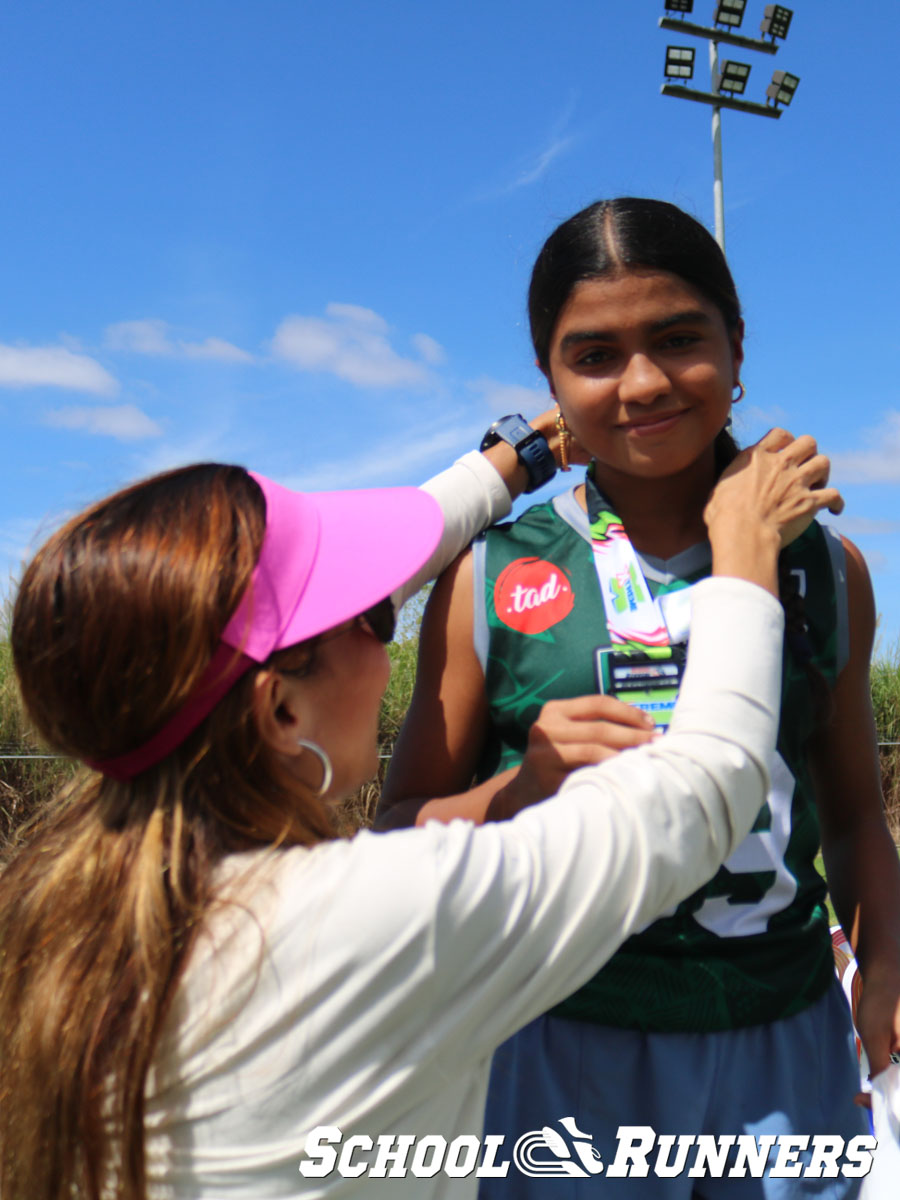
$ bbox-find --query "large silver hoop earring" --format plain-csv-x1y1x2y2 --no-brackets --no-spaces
296,738,333,798
733,381,745,403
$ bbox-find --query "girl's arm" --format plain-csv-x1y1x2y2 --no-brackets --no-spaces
809,537,900,1077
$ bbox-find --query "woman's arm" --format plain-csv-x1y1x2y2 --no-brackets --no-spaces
809,537,900,1077
393,408,581,611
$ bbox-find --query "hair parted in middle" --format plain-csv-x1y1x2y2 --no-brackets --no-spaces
528,197,743,371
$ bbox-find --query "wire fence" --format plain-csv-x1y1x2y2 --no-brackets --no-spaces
8,746,900,761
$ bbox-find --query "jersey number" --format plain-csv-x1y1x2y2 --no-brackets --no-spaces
692,751,798,938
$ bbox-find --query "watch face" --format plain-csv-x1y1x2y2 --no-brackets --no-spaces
491,415,531,446
482,414,531,451
505,418,532,444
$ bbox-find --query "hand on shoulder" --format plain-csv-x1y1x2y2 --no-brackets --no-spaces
704,428,844,596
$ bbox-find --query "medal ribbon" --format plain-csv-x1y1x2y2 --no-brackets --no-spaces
585,467,671,649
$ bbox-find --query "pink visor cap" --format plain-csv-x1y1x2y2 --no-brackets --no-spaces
90,471,444,781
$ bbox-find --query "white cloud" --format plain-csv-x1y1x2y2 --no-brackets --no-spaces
271,303,432,389
474,96,579,201
105,318,253,363
134,428,243,477
411,332,447,365
828,412,900,484
860,548,889,574
733,403,789,436
181,336,254,363
0,513,77,611
0,516,46,565
44,404,163,441
282,427,473,492
325,303,388,330
511,134,576,190
106,319,172,355
467,376,550,417
0,343,118,396
829,515,900,537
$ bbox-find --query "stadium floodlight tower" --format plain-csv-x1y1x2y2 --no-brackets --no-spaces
658,3,799,251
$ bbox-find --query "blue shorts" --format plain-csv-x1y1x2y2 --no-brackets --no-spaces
480,981,868,1199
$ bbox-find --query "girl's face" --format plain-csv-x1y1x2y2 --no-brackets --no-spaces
545,269,743,485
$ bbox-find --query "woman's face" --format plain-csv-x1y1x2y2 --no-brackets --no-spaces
546,269,743,485
286,615,391,801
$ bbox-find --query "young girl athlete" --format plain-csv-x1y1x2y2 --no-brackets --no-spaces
379,198,900,1197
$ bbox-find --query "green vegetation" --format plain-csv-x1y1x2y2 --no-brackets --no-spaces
870,641,900,842
0,637,76,845
335,633,422,833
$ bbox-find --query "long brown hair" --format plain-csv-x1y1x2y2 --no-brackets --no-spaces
1,464,335,1200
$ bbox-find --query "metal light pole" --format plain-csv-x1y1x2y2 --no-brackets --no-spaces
659,3,799,252
709,40,726,249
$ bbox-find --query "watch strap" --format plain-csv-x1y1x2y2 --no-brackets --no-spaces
479,413,556,493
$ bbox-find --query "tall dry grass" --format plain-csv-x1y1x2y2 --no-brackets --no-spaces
0,637,76,846
871,642,900,841
334,634,421,834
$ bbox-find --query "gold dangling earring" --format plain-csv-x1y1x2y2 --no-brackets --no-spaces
296,738,334,798
733,381,746,403
555,404,571,472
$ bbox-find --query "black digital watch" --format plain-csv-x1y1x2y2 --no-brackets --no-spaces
479,414,557,493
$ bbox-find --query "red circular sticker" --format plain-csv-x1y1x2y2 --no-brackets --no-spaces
494,557,575,634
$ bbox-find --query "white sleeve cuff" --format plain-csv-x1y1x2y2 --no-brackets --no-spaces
392,451,513,609
420,450,513,526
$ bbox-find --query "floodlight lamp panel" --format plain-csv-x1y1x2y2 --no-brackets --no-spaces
664,0,694,13
767,69,799,107
714,0,746,28
717,60,751,95
665,46,695,80
761,5,793,41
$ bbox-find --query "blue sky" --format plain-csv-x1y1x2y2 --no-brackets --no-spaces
4,1,900,647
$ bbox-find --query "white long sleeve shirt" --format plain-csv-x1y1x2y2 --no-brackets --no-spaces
145,577,785,1199
393,450,513,610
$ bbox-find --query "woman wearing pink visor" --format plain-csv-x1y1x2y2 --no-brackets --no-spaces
2,427,839,1200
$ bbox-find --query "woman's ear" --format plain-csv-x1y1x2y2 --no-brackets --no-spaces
251,669,307,758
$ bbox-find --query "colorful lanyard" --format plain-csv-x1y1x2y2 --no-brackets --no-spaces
585,468,672,649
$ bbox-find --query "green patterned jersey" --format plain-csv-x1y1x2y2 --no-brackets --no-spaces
472,487,848,1032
